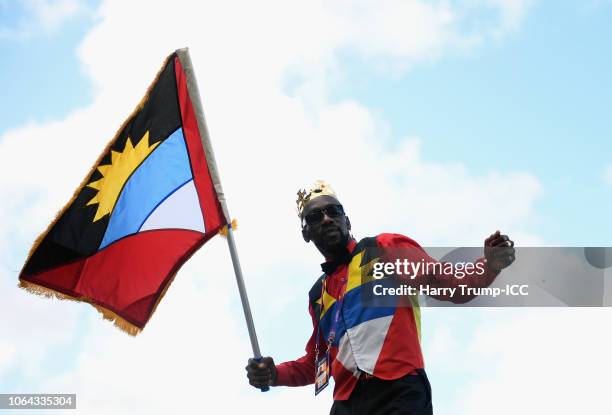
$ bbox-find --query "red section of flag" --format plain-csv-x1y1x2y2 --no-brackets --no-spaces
175,56,226,234
21,259,84,299
23,229,205,328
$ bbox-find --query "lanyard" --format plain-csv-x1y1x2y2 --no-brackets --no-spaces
315,274,348,358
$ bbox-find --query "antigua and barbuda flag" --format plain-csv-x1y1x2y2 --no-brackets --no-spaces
19,49,228,335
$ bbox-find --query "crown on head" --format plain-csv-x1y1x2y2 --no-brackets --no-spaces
296,180,338,217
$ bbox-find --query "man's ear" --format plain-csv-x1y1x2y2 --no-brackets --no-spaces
302,226,311,243
346,216,351,231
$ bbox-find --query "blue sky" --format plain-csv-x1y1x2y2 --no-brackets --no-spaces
330,1,612,246
0,1,96,132
1,1,611,414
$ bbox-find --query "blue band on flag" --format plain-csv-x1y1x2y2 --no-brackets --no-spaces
99,128,193,249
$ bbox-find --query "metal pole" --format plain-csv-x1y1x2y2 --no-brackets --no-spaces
225,224,262,358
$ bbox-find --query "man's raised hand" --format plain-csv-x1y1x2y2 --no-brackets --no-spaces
484,230,515,271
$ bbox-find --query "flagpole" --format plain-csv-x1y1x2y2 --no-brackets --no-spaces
176,48,268,391
225,225,262,359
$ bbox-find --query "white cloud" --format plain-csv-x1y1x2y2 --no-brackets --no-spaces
455,308,612,414
423,307,612,415
0,0,552,413
0,341,15,372
0,269,81,383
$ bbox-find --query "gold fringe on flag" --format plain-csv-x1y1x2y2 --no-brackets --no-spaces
218,218,238,237
93,304,142,336
19,279,77,302
18,279,142,336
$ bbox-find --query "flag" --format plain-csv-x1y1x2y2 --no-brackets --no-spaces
19,49,228,335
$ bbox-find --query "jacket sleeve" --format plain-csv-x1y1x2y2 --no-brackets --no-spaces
377,233,500,304
274,301,318,387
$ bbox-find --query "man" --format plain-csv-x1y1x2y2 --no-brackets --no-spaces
246,181,515,414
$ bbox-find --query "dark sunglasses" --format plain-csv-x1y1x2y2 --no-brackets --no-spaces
303,204,345,226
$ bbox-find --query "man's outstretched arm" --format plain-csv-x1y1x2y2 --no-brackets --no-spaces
377,231,515,304
423,230,515,303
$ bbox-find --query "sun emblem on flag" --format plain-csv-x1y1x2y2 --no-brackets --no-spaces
86,131,160,221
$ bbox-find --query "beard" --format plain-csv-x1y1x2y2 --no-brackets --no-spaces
316,228,350,259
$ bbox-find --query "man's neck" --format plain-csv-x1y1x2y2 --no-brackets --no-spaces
319,238,355,262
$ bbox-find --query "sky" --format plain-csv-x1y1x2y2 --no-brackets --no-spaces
0,1,611,414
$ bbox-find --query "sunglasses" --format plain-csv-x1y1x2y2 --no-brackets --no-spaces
303,204,345,226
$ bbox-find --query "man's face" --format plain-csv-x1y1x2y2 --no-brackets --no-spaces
301,195,351,255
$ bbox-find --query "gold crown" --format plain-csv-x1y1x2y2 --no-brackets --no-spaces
296,180,338,217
